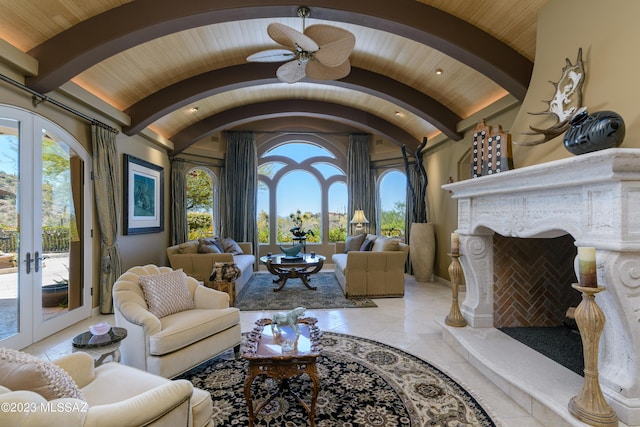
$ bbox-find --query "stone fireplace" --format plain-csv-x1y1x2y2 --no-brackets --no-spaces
443,149,640,425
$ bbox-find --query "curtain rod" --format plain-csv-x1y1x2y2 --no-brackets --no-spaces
0,73,118,133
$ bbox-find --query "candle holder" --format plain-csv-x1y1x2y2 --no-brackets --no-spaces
568,284,618,427
445,253,467,327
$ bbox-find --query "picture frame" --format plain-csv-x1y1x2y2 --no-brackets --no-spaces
123,154,164,234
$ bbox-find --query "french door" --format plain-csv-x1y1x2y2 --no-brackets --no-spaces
0,106,92,349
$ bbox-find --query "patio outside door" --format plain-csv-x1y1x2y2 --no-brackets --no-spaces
0,106,92,349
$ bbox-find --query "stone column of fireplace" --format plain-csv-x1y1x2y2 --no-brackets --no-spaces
443,148,640,425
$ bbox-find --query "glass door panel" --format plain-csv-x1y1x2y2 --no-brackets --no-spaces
0,118,20,341
40,132,83,322
33,125,89,342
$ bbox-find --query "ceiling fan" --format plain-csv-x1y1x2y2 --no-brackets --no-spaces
246,7,356,84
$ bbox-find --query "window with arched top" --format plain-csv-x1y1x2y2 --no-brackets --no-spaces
185,167,217,239
378,170,406,237
258,141,346,245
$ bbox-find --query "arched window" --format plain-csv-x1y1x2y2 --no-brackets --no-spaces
378,170,406,237
258,141,346,246
185,167,217,239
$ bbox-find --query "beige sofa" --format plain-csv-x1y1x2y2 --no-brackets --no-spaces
113,265,241,379
166,240,255,294
332,234,409,298
0,350,213,427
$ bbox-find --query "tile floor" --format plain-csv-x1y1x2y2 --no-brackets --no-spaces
22,274,550,426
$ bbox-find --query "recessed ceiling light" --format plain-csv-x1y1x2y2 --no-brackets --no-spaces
435,68,444,75
395,111,402,117
190,107,199,112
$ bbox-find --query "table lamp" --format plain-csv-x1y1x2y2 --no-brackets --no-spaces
350,209,369,232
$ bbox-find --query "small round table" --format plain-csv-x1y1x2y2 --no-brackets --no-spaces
72,326,127,366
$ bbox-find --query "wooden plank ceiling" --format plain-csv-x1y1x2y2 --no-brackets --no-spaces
0,0,548,154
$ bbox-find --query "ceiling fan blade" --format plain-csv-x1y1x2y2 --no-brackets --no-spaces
305,24,355,67
268,22,319,52
276,60,308,84
306,59,351,81
246,49,296,63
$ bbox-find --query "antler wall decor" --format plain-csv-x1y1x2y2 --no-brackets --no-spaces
515,48,585,146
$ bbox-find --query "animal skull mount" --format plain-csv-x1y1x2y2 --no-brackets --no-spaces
515,47,585,146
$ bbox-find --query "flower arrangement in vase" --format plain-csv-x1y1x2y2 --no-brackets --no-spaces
289,209,315,238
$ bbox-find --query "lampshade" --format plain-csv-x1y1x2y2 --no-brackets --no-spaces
350,210,369,225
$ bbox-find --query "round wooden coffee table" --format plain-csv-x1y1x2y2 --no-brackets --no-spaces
243,317,322,427
260,254,325,291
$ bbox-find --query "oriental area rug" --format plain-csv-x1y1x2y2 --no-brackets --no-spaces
234,272,377,310
176,332,498,426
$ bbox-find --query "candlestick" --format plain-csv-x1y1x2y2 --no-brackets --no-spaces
568,284,618,426
578,247,597,288
450,232,460,255
445,253,466,327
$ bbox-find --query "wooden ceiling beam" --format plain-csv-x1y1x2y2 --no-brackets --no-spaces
169,100,419,156
123,63,463,141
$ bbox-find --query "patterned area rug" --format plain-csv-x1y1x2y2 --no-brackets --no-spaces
234,272,377,310
176,332,497,426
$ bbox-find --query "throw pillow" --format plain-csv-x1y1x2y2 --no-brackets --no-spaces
198,237,223,254
344,233,366,252
0,347,84,401
359,238,375,251
139,269,195,318
177,241,198,254
221,237,244,255
371,236,400,252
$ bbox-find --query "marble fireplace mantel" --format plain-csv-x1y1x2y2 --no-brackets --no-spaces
442,148,640,425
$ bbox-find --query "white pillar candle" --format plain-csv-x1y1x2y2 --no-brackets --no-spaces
451,233,460,255
577,246,597,288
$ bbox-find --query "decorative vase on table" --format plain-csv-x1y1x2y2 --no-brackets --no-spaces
563,109,625,155
409,222,435,282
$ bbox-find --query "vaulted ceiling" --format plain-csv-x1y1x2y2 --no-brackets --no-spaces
0,0,548,156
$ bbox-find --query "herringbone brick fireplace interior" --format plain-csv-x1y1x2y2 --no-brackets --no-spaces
493,234,581,328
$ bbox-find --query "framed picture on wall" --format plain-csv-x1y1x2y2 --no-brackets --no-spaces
123,154,164,234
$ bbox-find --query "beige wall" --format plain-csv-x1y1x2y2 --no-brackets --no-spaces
425,0,640,281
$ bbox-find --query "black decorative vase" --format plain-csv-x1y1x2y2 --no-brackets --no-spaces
563,110,625,155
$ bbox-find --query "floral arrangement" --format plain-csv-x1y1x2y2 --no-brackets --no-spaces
289,209,314,238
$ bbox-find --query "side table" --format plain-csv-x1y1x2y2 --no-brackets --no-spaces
72,326,127,366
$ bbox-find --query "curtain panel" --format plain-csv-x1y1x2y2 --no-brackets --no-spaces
347,133,376,235
220,131,258,264
91,124,122,314
170,159,188,245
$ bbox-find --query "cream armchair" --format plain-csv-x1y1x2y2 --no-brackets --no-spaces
113,265,241,378
0,351,213,427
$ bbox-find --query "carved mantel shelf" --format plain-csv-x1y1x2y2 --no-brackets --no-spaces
442,148,640,425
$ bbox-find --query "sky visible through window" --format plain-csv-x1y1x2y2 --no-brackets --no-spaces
258,143,347,216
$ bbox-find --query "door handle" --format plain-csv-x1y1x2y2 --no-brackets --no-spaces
34,251,42,273
25,252,32,274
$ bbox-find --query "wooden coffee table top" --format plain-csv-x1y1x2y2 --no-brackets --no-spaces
242,317,322,361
